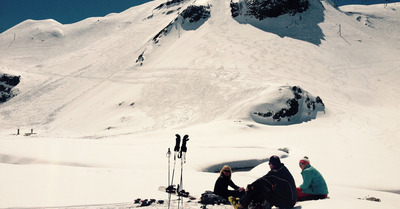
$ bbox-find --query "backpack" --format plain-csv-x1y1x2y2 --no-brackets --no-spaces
199,191,229,205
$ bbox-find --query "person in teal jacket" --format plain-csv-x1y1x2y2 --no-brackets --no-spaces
297,156,328,201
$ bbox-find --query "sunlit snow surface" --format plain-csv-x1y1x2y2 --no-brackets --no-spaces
0,0,400,208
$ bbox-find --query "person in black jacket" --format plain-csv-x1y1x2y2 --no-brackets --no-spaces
214,165,244,201
240,155,297,209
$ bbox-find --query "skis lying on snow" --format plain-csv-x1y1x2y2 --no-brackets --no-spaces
159,186,196,200
162,134,192,209
134,198,164,207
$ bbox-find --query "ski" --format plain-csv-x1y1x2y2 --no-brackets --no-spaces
159,186,196,200
134,198,165,207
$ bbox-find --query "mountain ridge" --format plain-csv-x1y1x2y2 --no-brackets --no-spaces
1,0,399,137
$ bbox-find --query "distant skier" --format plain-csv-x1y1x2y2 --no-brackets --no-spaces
296,156,328,201
214,165,244,201
239,155,297,209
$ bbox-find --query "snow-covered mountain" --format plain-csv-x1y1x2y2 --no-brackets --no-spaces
1,0,398,136
1,0,398,34
0,0,399,208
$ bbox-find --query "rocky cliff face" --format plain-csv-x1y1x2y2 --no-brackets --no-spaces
0,74,20,103
231,0,309,19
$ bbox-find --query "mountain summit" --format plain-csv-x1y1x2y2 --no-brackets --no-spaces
0,0,399,137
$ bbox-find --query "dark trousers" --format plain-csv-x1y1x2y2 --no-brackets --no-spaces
240,178,295,209
240,179,272,208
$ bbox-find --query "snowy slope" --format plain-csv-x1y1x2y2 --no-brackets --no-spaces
0,0,400,208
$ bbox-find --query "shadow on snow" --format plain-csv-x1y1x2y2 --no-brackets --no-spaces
233,0,326,45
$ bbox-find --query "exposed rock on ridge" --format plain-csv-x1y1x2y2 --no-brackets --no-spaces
136,3,211,66
0,74,20,104
231,0,309,19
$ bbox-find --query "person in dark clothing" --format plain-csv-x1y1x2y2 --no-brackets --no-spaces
240,155,297,209
214,165,244,201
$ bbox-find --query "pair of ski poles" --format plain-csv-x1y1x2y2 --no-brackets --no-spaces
167,134,189,209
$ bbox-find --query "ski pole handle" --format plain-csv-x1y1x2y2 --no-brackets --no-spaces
181,135,189,152
174,134,181,152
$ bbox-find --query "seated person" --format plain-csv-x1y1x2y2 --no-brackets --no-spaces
240,155,297,209
297,156,328,201
214,165,244,201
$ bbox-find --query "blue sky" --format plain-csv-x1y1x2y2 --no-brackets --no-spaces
0,0,152,33
0,0,398,33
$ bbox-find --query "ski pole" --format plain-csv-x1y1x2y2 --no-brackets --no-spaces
170,134,181,187
168,134,181,209
178,135,189,209
166,148,171,186
178,135,189,194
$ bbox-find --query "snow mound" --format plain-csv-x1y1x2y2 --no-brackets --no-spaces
201,153,288,173
7,19,65,43
251,86,325,125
